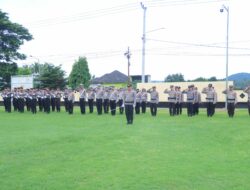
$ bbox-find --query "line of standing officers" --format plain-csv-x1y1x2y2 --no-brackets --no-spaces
1,84,250,123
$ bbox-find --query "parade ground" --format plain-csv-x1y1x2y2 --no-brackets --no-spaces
0,108,249,190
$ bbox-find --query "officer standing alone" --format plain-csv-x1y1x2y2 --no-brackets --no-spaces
123,84,136,125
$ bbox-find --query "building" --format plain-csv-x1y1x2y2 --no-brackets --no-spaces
131,75,151,83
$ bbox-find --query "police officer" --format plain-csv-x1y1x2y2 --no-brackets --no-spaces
87,88,95,113
103,87,110,114
164,85,177,116
223,85,237,117
202,84,217,117
123,84,136,124
55,89,61,112
243,86,250,115
141,88,148,114
135,89,141,114
63,89,69,112
30,89,37,114
68,89,75,114
109,87,118,116
193,87,201,115
175,86,183,115
147,86,159,116
79,87,86,114
95,86,104,115
183,85,195,117
50,90,56,112
118,88,124,114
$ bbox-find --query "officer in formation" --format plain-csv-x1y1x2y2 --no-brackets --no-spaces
118,88,125,114
223,85,237,117
103,87,111,114
95,86,104,115
176,86,183,115
87,88,95,113
123,84,136,124
135,89,141,114
79,86,86,114
109,87,119,116
202,84,217,117
147,86,159,116
193,87,201,115
164,85,177,116
183,85,196,117
243,86,250,115
67,89,75,114
141,88,148,114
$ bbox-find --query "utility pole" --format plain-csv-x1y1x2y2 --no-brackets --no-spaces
220,5,229,109
124,47,131,85
141,2,147,83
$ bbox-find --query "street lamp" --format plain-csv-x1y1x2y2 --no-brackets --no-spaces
220,5,229,109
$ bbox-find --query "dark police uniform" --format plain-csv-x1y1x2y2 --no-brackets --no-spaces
141,88,148,114
79,88,86,114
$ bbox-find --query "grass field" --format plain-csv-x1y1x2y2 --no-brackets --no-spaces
0,107,249,190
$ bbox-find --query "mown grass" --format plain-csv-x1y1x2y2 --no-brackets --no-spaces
0,107,249,190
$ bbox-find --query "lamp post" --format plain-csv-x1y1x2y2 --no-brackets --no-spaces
220,5,229,109
141,2,147,83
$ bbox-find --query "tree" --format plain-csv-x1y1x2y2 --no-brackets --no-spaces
69,57,91,89
164,73,185,82
0,10,33,87
36,63,66,89
18,65,32,75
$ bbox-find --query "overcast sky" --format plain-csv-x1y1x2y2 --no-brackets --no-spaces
1,0,250,81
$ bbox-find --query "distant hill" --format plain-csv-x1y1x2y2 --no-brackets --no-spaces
228,73,250,89
228,72,250,81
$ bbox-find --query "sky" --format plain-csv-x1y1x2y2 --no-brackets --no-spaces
1,0,250,81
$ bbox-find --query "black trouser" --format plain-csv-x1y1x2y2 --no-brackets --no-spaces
193,103,199,115
68,100,74,114
96,98,103,115
26,98,31,111
110,100,116,116
187,102,193,117
150,103,157,116
169,102,176,116
118,99,124,114
51,97,56,112
18,98,25,113
31,99,37,114
227,102,235,117
207,102,214,117
13,98,18,111
55,98,61,112
5,97,11,113
103,99,109,113
135,102,140,114
44,98,50,113
79,98,86,114
125,104,134,124
248,101,250,115
64,98,69,112
38,98,43,111
88,99,94,113
141,101,146,113
176,102,180,115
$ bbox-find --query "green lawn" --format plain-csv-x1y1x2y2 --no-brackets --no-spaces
0,107,249,190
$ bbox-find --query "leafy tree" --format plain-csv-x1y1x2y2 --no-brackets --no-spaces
18,65,32,75
69,57,91,89
0,10,33,87
164,73,185,82
208,76,218,81
36,63,66,89
192,77,207,82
